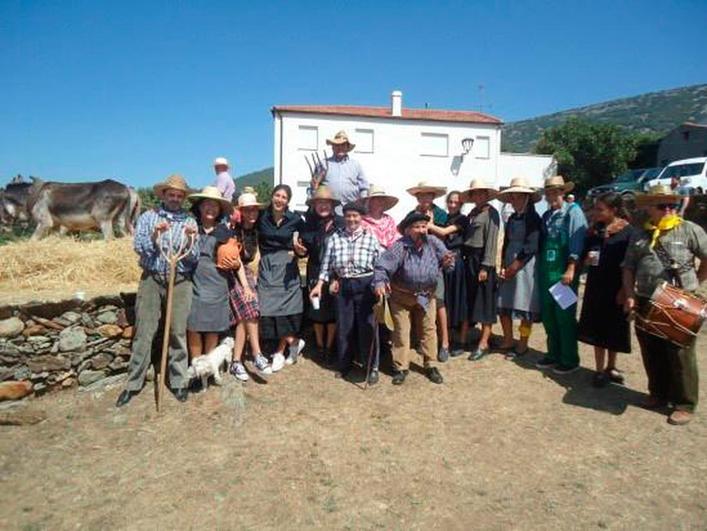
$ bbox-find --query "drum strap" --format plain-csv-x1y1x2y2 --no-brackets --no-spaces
653,240,687,288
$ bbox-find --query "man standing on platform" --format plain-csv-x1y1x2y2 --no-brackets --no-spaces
212,156,236,201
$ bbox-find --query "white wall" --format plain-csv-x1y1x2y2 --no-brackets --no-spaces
498,152,556,188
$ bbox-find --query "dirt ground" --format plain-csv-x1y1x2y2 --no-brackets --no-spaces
1,325,706,530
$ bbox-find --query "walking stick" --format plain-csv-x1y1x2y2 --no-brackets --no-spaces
364,310,379,391
156,226,196,412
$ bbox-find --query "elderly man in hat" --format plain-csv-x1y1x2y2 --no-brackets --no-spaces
310,201,382,383
116,174,199,407
535,175,588,375
309,130,369,209
622,184,707,426
212,156,236,201
374,212,454,385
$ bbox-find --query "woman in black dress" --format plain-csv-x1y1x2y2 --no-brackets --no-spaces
301,186,344,360
578,192,635,387
428,191,469,357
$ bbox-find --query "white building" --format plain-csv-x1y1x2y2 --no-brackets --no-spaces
272,91,554,218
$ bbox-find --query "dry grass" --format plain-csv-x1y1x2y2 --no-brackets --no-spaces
0,237,140,304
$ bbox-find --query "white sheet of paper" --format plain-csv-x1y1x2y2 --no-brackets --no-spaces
549,281,578,310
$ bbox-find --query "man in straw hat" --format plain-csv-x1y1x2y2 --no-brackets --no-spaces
311,200,382,383
621,184,707,426
212,156,236,201
116,174,199,407
535,175,588,375
309,130,369,211
374,211,454,385
360,184,400,249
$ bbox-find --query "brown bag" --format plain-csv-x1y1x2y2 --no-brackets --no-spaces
216,238,242,270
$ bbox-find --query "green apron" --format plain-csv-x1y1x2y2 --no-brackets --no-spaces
539,208,580,368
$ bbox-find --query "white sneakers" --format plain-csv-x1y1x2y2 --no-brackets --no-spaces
253,354,272,375
271,352,286,372
231,362,249,382
285,339,306,365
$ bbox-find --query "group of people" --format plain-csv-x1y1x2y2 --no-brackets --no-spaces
115,131,707,427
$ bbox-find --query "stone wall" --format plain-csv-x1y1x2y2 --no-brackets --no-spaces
0,294,136,397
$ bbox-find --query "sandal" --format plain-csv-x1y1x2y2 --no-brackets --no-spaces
468,348,488,361
605,368,625,385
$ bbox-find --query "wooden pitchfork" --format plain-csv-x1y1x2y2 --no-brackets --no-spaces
155,225,196,412
304,150,329,189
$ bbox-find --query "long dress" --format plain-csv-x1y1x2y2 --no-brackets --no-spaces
443,212,469,327
301,211,344,324
256,209,305,340
187,225,232,332
578,222,635,352
497,210,542,322
464,204,500,324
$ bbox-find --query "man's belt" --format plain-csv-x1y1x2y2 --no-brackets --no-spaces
391,283,434,298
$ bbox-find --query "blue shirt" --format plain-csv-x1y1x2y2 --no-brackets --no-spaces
311,155,369,205
541,202,588,261
133,206,199,275
374,235,449,293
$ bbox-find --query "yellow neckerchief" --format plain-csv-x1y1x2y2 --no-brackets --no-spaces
644,214,682,249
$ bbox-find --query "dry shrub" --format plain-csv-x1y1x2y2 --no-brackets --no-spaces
0,236,141,303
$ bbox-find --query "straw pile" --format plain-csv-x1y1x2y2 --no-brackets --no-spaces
0,237,141,304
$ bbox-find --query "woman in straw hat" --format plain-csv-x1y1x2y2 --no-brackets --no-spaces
621,184,707,425
227,191,273,381
496,178,543,357
186,187,236,365
257,184,308,372
577,191,635,388
427,190,470,359
360,184,400,249
461,180,501,360
301,186,344,360
535,175,588,374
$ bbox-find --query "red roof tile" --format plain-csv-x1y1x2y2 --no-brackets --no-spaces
272,105,502,125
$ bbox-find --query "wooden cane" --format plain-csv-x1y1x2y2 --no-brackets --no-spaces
156,227,195,412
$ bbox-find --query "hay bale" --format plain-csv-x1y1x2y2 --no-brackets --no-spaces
0,237,141,304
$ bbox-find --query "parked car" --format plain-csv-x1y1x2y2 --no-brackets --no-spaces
587,167,662,201
644,157,707,194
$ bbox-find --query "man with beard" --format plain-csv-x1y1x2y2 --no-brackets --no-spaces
374,212,454,385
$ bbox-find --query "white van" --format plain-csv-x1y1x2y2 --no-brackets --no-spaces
645,157,707,194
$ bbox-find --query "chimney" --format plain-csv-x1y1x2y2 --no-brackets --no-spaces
391,90,402,117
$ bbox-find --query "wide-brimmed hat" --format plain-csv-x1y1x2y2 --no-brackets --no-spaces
635,184,682,207
406,181,447,199
188,186,233,213
236,191,265,209
326,130,355,151
153,174,194,198
213,157,229,167
461,179,498,202
398,211,430,233
544,175,574,193
497,177,542,203
306,185,341,207
362,184,398,212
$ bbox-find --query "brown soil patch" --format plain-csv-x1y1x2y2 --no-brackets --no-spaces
1,330,705,529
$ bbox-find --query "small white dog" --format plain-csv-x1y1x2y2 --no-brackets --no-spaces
187,337,234,391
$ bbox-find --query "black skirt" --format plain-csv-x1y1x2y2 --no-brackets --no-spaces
259,314,302,341
444,250,468,327
465,248,497,324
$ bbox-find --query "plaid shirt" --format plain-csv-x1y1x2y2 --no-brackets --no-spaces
318,227,382,282
374,235,450,292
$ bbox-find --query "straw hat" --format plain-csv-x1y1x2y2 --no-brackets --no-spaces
635,184,682,207
153,174,193,198
213,157,229,167
497,177,542,203
306,185,341,207
544,175,574,193
326,130,355,151
236,191,265,209
461,179,498,202
362,184,398,212
188,186,233,213
406,181,447,198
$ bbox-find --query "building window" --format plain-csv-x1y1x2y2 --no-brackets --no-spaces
420,133,448,157
354,128,374,153
475,136,490,159
298,125,318,151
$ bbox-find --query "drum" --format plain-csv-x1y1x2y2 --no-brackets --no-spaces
635,281,707,348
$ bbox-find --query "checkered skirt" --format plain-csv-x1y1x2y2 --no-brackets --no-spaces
228,267,260,324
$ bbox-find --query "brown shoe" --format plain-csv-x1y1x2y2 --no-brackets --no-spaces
642,395,666,410
668,410,693,426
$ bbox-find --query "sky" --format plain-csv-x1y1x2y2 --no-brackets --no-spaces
1,0,706,189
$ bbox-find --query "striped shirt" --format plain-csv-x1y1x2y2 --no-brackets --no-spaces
374,235,449,293
133,207,199,275
319,228,382,282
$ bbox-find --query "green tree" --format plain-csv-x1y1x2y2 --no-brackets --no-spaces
534,117,638,194
253,181,273,204
136,187,158,211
